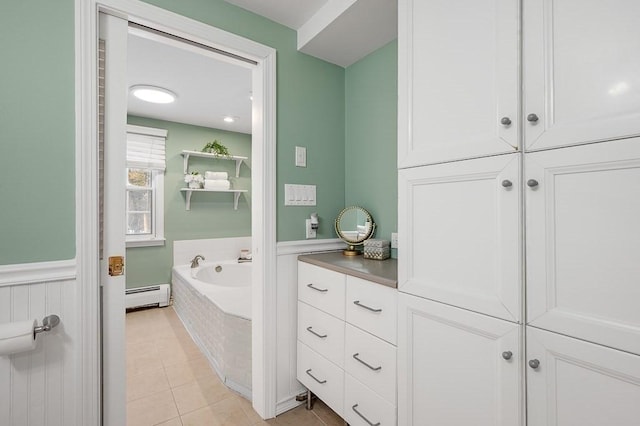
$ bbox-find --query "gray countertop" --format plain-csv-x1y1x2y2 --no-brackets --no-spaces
298,252,398,289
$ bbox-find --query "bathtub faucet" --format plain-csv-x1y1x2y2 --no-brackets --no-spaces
190,254,205,268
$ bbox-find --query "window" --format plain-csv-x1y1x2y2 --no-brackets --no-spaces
126,125,167,247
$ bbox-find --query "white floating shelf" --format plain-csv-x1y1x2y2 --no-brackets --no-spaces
180,188,248,211
181,150,248,177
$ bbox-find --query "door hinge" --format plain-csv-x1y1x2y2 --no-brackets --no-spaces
108,256,124,276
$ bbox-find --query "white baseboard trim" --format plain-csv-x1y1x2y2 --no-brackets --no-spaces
276,395,305,416
0,259,77,287
276,239,344,256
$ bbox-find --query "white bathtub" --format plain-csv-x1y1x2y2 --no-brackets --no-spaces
172,261,252,398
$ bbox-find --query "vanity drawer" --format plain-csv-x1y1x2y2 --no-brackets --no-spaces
344,373,396,426
344,324,397,404
346,276,398,345
298,301,345,367
297,341,344,417
298,261,346,319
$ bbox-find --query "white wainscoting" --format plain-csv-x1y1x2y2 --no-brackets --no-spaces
0,261,78,426
275,239,344,414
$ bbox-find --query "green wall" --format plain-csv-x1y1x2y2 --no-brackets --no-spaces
0,1,75,264
345,41,398,257
125,116,251,288
141,0,346,241
1,0,399,266
1,0,346,265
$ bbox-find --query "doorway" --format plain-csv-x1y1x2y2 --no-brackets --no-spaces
77,1,277,424
122,23,255,422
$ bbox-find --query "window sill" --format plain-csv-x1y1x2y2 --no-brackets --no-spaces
126,238,166,248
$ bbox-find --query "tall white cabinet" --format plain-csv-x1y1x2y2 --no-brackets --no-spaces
398,0,519,167
398,0,640,425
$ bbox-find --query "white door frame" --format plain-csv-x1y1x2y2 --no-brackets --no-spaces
75,0,277,424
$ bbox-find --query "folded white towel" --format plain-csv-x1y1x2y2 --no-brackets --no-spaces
204,179,231,190
205,171,228,180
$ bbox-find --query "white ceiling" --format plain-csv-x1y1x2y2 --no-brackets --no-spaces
127,28,253,134
126,1,397,131
223,0,329,29
225,0,397,67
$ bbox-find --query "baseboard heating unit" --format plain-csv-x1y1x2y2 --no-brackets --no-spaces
125,284,170,309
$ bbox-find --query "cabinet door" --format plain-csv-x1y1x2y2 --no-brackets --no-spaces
398,294,522,426
523,0,640,151
398,154,521,322
526,139,640,355
398,0,519,168
527,327,640,426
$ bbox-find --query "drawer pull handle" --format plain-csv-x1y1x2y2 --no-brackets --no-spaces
352,404,380,426
353,353,382,371
306,326,327,339
353,300,382,313
305,369,327,384
307,283,328,293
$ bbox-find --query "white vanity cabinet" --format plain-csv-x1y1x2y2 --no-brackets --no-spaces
297,256,398,426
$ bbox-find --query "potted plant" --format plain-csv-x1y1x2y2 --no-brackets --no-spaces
202,140,231,157
184,171,204,189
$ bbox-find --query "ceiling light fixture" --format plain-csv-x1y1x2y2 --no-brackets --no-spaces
130,85,177,104
223,116,236,123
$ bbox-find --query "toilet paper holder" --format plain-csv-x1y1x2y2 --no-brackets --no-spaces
34,315,60,336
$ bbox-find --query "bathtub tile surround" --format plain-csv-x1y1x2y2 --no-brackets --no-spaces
126,307,343,426
172,261,252,398
173,237,252,266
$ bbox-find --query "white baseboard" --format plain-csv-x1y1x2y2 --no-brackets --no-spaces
276,394,305,416
276,238,344,256
0,259,77,287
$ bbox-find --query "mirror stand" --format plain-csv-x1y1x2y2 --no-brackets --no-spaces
343,245,361,256
335,206,376,256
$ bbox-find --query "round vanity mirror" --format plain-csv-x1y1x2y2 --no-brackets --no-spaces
335,206,376,256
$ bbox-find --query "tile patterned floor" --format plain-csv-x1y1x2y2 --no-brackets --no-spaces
126,306,344,426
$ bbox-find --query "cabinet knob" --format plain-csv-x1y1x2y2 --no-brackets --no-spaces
527,179,539,188
528,359,540,369
527,113,539,123
500,117,512,126
501,180,513,188
502,351,513,360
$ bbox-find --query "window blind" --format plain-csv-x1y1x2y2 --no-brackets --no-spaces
126,126,167,170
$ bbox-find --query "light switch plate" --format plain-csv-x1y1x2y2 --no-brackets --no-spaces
295,146,306,167
284,184,316,206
